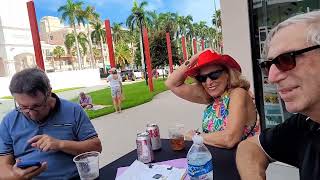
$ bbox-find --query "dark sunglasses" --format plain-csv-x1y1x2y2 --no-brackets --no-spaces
259,45,320,76
195,69,224,82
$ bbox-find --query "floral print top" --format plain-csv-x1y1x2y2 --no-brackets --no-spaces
202,91,260,140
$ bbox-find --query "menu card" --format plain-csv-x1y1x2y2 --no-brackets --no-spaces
116,158,187,180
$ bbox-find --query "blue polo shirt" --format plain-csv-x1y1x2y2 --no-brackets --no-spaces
0,94,98,179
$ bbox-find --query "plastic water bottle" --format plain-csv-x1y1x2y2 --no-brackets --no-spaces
187,135,213,180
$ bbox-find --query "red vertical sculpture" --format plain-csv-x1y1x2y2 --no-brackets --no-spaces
201,39,205,50
142,27,153,92
27,1,45,71
193,38,197,54
166,32,173,74
181,36,188,61
105,20,116,68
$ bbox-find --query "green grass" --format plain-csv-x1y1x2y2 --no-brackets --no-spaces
0,87,83,99
73,79,168,119
52,87,84,93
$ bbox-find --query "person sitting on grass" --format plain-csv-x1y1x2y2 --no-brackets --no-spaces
79,92,93,109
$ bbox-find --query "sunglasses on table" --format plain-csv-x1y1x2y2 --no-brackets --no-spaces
195,69,225,82
259,45,320,76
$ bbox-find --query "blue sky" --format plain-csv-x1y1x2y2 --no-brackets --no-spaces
35,0,220,27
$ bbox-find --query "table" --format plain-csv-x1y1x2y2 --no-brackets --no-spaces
99,139,240,180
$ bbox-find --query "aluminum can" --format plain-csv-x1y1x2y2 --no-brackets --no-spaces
136,132,154,163
146,124,161,150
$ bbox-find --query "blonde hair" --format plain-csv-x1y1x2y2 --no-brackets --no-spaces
225,66,250,91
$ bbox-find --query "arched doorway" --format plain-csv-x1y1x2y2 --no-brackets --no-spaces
13,53,35,72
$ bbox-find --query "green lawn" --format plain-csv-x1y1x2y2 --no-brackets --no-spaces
75,79,168,119
1,87,84,99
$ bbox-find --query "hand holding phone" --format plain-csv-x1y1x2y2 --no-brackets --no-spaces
16,161,42,169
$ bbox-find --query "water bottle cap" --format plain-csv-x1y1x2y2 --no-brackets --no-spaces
192,134,203,144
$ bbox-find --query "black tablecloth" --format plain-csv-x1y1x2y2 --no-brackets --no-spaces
99,139,240,180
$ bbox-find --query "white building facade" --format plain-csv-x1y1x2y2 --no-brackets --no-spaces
0,0,36,77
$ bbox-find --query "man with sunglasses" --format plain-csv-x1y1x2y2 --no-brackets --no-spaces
236,11,320,180
0,68,102,179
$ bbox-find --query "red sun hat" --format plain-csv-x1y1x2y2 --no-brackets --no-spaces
185,49,242,77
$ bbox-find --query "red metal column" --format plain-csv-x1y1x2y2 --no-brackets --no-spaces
181,36,188,61
105,19,116,68
193,38,197,54
27,1,45,71
166,32,173,74
142,27,153,92
201,39,205,50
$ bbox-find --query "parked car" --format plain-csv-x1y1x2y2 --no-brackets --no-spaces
121,70,136,81
133,70,143,79
157,69,169,76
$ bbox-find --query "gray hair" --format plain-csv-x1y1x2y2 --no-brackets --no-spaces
9,68,51,96
263,10,320,59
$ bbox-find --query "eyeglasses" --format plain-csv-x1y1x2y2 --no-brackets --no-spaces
259,45,320,76
15,95,48,113
112,71,117,74
195,69,224,83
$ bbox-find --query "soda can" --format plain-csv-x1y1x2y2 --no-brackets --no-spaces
146,124,161,150
136,132,154,163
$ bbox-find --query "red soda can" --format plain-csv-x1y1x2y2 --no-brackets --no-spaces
136,132,154,163
146,124,161,150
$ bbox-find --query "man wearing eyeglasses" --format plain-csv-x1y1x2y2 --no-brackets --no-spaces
236,11,320,180
0,68,102,179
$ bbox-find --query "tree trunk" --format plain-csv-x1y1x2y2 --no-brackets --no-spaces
73,25,82,69
100,40,106,72
87,24,95,68
139,32,145,70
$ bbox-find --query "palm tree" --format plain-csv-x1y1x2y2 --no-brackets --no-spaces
126,0,153,70
158,12,178,35
91,21,106,71
115,41,133,69
64,32,88,67
79,5,100,68
177,15,193,38
177,15,193,59
77,32,89,65
58,0,84,69
212,10,222,29
53,46,66,69
112,22,124,44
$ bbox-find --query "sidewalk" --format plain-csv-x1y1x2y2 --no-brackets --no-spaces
92,91,299,180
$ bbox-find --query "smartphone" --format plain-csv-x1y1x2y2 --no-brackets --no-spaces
17,161,42,169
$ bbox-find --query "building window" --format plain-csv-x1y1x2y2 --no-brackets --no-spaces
50,35,53,40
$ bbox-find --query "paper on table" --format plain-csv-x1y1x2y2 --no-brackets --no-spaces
116,160,187,180
116,158,188,177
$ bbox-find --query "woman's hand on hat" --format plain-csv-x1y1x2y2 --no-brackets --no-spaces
186,48,216,68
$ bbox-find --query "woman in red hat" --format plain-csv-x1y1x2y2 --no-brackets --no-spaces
165,49,260,148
